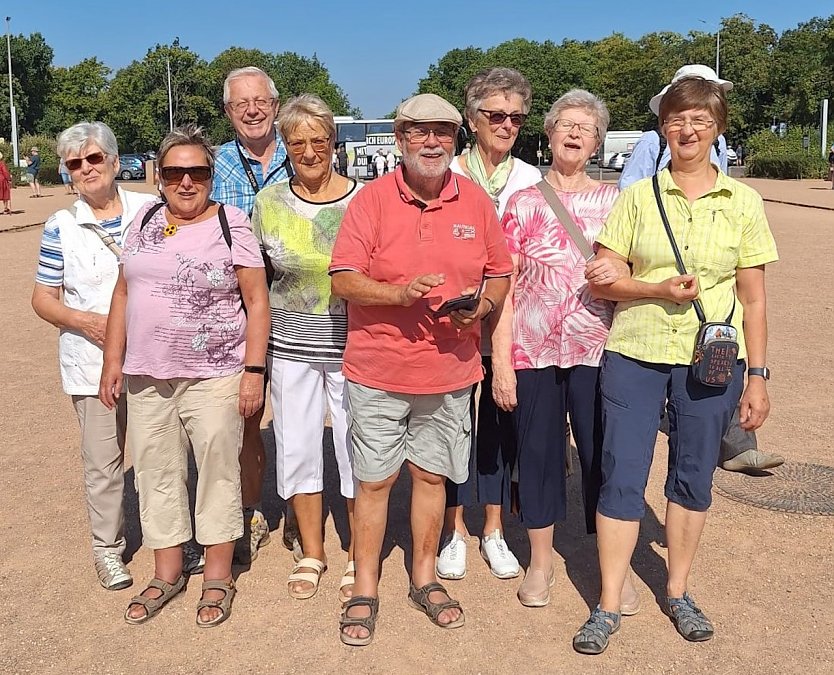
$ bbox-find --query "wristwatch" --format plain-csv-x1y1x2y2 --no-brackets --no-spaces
244,365,266,375
747,366,770,380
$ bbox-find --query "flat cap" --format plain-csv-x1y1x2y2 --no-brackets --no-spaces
395,93,462,126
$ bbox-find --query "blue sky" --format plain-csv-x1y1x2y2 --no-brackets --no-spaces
8,0,833,117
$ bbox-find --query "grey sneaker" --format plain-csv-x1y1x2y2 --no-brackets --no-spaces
182,541,205,576
94,551,133,591
720,449,785,473
233,508,271,565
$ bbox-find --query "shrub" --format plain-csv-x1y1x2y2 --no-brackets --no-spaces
746,153,829,179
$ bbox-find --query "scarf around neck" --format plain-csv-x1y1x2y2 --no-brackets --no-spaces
465,147,513,208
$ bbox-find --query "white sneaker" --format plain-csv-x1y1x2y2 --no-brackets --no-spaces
480,530,520,579
94,551,133,591
436,531,467,580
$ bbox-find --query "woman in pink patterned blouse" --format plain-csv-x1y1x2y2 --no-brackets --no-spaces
491,90,638,610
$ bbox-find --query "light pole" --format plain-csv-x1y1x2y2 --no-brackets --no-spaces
698,19,720,77
5,16,18,166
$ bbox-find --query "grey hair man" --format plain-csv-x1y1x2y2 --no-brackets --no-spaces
329,93,513,646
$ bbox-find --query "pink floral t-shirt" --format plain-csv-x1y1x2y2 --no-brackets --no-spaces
120,202,264,379
502,183,619,370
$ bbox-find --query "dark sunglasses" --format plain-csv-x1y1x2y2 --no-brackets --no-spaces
65,152,107,171
478,109,528,127
160,165,213,183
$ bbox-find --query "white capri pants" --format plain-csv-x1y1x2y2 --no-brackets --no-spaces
268,356,355,500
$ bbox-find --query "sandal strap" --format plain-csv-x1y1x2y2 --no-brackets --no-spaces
409,582,462,619
340,595,379,630
292,557,326,573
201,579,235,594
287,572,322,585
127,576,186,613
344,560,356,574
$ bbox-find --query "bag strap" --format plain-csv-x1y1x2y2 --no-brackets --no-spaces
535,180,595,261
139,202,166,232
651,174,708,323
217,204,232,249
79,222,122,257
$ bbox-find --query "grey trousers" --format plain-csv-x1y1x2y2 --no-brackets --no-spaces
660,404,757,462
71,395,127,556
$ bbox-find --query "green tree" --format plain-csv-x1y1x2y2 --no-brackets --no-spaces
38,58,111,136
0,32,53,136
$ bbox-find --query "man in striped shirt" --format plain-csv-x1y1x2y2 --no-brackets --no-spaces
211,66,291,566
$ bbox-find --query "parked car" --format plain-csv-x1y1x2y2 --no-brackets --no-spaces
118,154,146,180
607,151,631,171
726,147,738,165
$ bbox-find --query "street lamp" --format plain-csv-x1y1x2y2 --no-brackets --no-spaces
698,19,720,77
5,16,18,166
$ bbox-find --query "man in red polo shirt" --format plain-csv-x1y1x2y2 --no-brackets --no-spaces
330,93,512,646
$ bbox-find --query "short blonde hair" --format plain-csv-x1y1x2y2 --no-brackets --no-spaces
277,94,336,142
157,124,215,170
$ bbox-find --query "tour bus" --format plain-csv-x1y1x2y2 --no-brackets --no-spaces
335,116,399,179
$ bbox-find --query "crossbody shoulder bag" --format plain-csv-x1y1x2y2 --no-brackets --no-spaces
651,174,738,387
535,180,595,261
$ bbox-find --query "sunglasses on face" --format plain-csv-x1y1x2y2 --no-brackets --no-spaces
478,109,528,127
65,152,108,171
159,165,213,183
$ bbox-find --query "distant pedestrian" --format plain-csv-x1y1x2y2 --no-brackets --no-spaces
385,149,396,173
337,144,349,176
26,147,42,198
374,149,386,177
59,157,74,194
734,143,743,167
0,152,11,214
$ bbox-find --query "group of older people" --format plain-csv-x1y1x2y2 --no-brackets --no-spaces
32,63,776,652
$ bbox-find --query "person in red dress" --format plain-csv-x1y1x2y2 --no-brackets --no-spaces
0,151,12,214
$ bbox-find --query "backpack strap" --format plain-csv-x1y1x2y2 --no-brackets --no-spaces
217,204,232,249
139,202,166,231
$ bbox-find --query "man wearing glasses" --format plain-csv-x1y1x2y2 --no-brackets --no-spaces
211,66,292,566
329,93,512,646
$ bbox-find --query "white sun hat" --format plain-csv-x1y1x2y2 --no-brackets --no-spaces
649,64,733,116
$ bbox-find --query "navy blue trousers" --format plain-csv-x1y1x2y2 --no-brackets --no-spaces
514,365,603,533
445,358,517,509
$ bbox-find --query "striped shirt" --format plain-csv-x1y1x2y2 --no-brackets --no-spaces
252,179,363,363
36,216,123,287
598,168,778,365
211,134,289,216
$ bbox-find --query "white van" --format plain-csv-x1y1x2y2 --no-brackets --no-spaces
601,131,642,166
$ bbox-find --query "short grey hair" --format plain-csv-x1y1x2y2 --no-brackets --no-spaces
157,124,215,170
56,121,119,160
544,89,610,140
223,66,279,104
464,67,533,122
278,94,336,142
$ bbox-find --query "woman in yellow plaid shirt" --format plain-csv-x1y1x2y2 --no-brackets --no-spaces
572,77,778,655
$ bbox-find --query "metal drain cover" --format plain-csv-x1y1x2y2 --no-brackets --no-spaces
713,462,834,515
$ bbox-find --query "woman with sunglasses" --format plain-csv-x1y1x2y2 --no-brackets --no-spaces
31,122,157,593
490,90,640,609
100,124,269,627
251,94,362,604
438,67,541,583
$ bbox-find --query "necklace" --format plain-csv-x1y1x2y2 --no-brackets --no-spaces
545,173,592,194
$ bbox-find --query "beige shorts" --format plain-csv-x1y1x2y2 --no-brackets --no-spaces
346,381,472,483
126,372,244,548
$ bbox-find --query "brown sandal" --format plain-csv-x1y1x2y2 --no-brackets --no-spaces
407,581,465,629
339,595,379,647
124,575,187,625
196,579,236,628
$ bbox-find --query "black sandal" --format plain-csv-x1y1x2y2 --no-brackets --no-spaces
339,595,379,647
407,581,465,629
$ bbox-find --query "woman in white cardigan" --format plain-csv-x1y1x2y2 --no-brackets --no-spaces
31,121,156,591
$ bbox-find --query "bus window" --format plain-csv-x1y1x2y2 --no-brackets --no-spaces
367,122,394,135
337,123,366,143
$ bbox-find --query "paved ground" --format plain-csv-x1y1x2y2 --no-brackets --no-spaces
1,179,833,674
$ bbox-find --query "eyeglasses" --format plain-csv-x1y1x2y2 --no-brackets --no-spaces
478,109,528,127
159,165,213,183
552,119,598,138
663,117,716,132
227,98,276,114
287,136,332,155
65,152,108,171
401,127,456,143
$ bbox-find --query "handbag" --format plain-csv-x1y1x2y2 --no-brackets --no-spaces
651,174,739,387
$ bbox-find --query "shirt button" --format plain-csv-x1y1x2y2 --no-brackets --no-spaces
672,329,678,333
684,245,689,250
687,218,692,222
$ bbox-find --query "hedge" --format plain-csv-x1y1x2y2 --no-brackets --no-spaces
746,153,829,179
